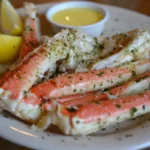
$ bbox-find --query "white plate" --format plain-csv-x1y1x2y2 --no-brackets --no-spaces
0,3,150,150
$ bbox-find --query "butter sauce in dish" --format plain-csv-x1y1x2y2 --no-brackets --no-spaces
46,1,109,37
51,8,104,26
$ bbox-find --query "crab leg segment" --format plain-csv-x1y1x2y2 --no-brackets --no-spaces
50,90,150,135
92,29,150,70
62,71,150,107
99,29,143,58
0,46,49,112
0,35,69,114
40,91,108,111
20,2,40,59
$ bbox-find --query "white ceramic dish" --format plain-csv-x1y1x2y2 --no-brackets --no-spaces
0,2,150,150
46,1,109,37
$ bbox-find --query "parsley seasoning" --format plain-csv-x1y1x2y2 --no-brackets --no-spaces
125,134,133,138
87,137,92,140
97,72,104,76
18,76,22,80
99,44,104,50
76,120,80,124
25,26,34,31
99,82,103,86
118,137,122,141
95,101,101,105
23,90,27,96
110,80,113,83
131,71,136,77
68,76,72,79
118,74,122,78
116,104,122,108
136,76,148,83
79,77,83,80
83,35,86,38
28,41,36,47
64,43,67,47
67,107,78,113
47,133,50,136
39,99,49,107
73,136,78,140
115,18,119,22
130,107,137,117
117,116,120,120
115,128,119,131
102,88,109,92
101,128,106,131
3,114,9,118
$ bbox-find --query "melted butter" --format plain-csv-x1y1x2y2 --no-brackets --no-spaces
52,8,104,26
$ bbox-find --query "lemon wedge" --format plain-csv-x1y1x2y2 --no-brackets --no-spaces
0,34,22,63
0,0,23,35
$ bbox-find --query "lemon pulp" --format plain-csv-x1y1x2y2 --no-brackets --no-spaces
52,8,103,26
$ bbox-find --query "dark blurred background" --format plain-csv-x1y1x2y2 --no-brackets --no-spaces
10,0,150,16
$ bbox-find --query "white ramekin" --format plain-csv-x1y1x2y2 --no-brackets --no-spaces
46,1,109,37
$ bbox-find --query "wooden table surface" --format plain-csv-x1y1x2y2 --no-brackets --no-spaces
0,0,150,150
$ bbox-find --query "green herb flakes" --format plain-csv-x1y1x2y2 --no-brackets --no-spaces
116,104,122,108
130,107,137,117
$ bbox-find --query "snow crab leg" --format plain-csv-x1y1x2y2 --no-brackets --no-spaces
0,31,70,115
49,90,150,135
20,2,40,59
17,59,150,122
61,71,150,107
24,58,150,101
93,29,150,70
98,29,142,58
